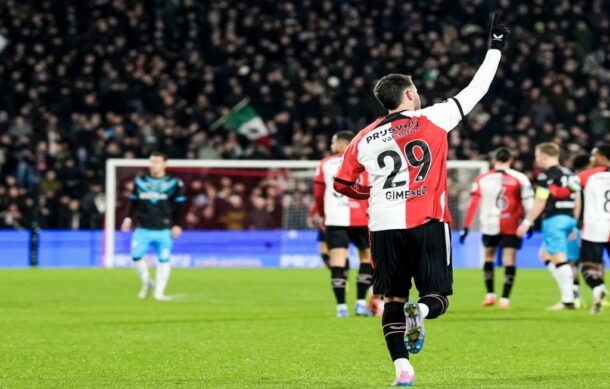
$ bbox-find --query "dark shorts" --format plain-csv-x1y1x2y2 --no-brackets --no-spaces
580,240,610,263
325,226,370,250
370,220,453,299
482,234,523,249
317,229,326,243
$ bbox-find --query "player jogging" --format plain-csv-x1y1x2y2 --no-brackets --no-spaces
333,15,508,386
314,131,374,318
575,145,610,314
517,143,579,310
460,147,533,309
121,151,185,301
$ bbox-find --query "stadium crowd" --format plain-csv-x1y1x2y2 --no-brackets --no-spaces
0,0,609,229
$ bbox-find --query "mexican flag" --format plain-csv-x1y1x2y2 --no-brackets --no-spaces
217,99,269,140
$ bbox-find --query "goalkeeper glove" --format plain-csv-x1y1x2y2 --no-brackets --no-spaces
488,13,510,51
459,228,469,245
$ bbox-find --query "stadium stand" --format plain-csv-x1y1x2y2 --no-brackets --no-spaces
0,0,609,229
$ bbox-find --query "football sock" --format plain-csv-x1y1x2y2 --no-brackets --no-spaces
555,262,575,304
418,303,429,319
357,263,373,300
330,266,347,304
321,254,330,269
382,302,408,361
418,294,449,319
582,263,604,289
155,262,171,297
546,261,558,278
502,266,516,299
393,358,414,377
483,262,494,294
134,259,150,287
344,257,350,272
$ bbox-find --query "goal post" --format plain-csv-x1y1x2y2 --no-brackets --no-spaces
104,159,320,268
104,159,488,268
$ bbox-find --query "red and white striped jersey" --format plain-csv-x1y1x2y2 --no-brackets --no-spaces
334,102,462,231
464,169,534,235
314,154,369,227
578,166,610,242
333,49,502,231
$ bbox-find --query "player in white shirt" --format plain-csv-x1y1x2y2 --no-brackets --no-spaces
575,144,610,314
314,131,374,318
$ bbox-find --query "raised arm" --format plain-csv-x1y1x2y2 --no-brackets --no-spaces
421,14,509,132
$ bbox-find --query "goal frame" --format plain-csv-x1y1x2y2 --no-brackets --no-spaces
104,159,488,268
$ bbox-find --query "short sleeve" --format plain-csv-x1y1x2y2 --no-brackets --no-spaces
418,99,464,132
335,139,364,184
470,180,481,197
173,179,186,203
314,162,325,184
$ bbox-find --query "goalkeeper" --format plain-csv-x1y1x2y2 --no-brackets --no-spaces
121,151,186,301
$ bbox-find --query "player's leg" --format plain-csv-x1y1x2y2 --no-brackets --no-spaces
544,216,576,310
326,226,349,317
351,227,374,316
499,247,516,308
498,235,521,308
131,228,153,299
153,229,173,301
567,229,584,308
318,229,330,269
580,240,607,315
370,230,415,386
410,221,452,354
481,235,498,306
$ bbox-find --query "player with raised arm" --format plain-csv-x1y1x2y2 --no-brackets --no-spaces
460,147,533,309
314,131,374,318
121,151,186,301
576,145,610,314
333,15,508,387
516,143,579,310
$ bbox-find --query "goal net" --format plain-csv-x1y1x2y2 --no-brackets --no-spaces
104,159,487,268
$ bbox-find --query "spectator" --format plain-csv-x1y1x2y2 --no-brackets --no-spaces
0,0,608,230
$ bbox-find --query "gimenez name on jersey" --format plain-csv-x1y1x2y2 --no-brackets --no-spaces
385,185,428,201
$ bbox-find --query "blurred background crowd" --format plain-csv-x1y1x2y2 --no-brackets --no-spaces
0,0,609,229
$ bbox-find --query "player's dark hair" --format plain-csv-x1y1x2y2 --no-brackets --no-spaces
535,142,560,157
572,154,590,171
334,130,354,143
373,74,414,110
595,144,610,160
150,151,168,161
494,147,513,163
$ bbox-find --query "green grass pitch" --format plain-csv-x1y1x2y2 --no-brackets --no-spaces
1,268,609,388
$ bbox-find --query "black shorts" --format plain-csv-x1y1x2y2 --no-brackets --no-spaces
482,234,522,249
325,226,370,250
370,220,453,299
580,240,610,263
317,229,326,242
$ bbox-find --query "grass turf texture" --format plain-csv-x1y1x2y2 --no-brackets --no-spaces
1,268,609,388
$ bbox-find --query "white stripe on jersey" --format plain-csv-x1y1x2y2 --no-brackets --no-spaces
444,222,451,266
356,124,409,231
321,156,351,226
582,171,610,242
